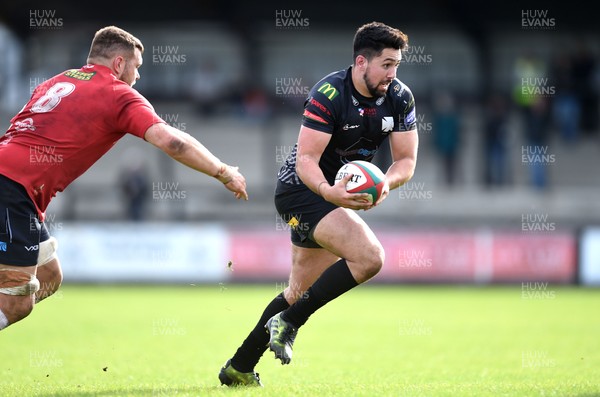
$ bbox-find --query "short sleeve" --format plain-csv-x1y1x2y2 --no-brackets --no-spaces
114,84,165,139
395,83,417,132
301,82,339,134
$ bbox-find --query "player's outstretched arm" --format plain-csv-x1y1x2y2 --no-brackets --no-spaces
144,123,248,200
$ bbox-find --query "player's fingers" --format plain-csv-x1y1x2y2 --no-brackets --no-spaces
232,182,248,200
340,173,355,183
349,192,371,202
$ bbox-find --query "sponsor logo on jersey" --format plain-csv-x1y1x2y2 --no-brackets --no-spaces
317,82,339,101
287,216,299,229
376,96,385,106
395,84,406,97
342,124,360,130
303,110,328,124
25,244,39,252
14,118,36,132
336,147,378,158
404,108,416,127
358,107,377,117
352,96,359,106
0,241,6,251
64,70,96,81
308,97,331,115
382,117,394,132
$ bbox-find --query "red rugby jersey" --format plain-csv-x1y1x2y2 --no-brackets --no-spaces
0,64,164,219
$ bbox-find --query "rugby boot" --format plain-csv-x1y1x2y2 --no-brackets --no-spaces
265,312,298,365
218,359,263,387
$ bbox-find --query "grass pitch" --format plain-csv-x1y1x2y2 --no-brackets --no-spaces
1,284,599,396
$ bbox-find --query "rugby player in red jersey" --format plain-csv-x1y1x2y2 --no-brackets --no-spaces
0,26,248,331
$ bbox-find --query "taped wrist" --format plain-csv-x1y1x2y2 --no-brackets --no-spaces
214,164,232,184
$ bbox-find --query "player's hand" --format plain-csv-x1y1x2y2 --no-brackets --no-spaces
321,173,372,210
218,165,248,200
369,178,390,209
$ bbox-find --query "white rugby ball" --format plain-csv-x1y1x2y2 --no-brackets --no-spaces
334,160,386,204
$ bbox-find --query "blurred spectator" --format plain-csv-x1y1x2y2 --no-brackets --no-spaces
119,149,150,221
512,52,551,190
525,97,551,190
432,91,461,187
571,42,598,134
550,53,580,144
241,85,271,123
483,93,510,187
190,59,228,117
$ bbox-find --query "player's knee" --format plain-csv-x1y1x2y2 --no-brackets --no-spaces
0,294,35,325
13,295,35,320
361,243,385,280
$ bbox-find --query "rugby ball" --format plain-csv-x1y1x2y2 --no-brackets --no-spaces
335,160,386,204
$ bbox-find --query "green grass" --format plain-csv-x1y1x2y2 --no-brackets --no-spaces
1,284,599,396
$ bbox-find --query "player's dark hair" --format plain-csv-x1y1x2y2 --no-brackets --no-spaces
353,22,408,62
87,26,144,63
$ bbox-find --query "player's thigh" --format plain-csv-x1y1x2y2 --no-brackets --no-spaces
36,236,62,284
37,257,62,284
36,257,63,302
312,208,384,280
285,245,339,303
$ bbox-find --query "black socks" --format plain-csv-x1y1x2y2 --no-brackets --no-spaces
230,259,359,372
230,292,289,373
281,259,358,328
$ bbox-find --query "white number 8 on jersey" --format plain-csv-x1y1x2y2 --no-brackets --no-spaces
31,82,76,113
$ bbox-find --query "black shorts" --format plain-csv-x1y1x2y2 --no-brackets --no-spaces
0,174,49,266
274,180,338,248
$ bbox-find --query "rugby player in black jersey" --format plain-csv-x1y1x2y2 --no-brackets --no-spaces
219,21,419,386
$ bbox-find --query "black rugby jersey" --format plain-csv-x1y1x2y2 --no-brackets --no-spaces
278,66,417,186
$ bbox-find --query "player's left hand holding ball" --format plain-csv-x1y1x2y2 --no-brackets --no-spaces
371,178,389,208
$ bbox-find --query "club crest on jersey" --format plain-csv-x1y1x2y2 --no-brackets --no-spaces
376,96,385,106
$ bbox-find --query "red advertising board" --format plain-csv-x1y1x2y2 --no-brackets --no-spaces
227,227,577,284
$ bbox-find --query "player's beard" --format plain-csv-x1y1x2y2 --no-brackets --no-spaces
363,68,392,98
120,61,136,87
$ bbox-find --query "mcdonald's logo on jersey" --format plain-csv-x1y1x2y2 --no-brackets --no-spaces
317,82,339,101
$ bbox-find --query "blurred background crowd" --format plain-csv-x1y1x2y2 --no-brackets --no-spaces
0,1,598,228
